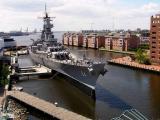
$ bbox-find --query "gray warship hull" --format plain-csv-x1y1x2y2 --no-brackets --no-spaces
30,52,105,99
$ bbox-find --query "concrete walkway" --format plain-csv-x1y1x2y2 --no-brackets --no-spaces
108,56,160,73
7,91,91,120
99,49,135,55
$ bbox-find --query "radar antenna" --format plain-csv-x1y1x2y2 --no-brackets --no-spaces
38,3,56,19
45,3,48,18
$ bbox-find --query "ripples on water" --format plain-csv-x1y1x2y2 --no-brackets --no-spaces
11,33,160,120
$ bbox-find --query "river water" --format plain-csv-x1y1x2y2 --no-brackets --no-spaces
12,33,160,120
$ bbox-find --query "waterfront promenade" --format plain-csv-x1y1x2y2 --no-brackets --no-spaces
7,91,91,120
108,56,160,73
99,48,135,55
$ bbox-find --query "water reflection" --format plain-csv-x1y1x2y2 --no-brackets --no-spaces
149,75,160,119
69,46,125,61
96,84,132,110
17,77,95,119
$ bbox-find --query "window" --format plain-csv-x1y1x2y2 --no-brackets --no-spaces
152,46,156,48
152,51,156,53
152,37,156,39
152,32,156,34
152,56,155,58
152,25,156,27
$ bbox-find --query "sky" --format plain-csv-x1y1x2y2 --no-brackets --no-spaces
0,0,160,32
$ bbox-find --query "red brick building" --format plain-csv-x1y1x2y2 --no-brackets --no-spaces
68,33,73,46
72,33,83,47
83,34,89,48
96,35,105,48
150,14,160,64
87,33,96,48
63,33,69,45
63,32,83,47
63,32,139,51
105,32,140,51
85,33,105,49
127,34,140,50
105,36,112,50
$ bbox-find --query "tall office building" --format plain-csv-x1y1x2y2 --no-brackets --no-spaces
150,14,160,64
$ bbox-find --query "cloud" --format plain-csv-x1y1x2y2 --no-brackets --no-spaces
142,2,159,10
111,2,160,30
118,2,160,18
0,0,159,31
51,0,118,17
0,0,65,12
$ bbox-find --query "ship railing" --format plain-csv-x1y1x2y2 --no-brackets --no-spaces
47,57,99,67
111,109,149,120
35,53,105,67
93,57,107,63
49,58,90,67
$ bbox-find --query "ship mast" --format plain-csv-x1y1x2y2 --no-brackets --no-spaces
44,3,48,18
40,4,56,42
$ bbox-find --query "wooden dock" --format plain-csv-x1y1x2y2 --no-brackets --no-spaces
7,91,91,120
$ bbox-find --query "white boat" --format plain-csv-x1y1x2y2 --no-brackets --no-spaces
2,36,16,49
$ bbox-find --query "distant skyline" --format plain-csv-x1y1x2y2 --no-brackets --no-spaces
0,0,160,32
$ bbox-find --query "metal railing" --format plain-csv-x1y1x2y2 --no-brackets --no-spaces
111,109,149,120
34,52,105,67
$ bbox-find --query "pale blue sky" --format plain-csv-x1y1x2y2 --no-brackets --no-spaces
0,0,160,32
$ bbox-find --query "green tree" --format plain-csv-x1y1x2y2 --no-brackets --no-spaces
135,48,150,64
0,63,10,86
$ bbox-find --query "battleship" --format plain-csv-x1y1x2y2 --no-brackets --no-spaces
29,6,107,99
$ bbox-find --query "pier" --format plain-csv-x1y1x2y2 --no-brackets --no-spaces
7,91,91,120
108,56,160,74
9,65,52,82
15,65,52,76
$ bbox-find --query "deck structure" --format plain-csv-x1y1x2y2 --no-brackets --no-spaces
15,65,52,76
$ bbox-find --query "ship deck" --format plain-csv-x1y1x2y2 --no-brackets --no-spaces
35,52,103,67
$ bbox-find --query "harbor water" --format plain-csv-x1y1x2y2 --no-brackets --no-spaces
12,33,160,120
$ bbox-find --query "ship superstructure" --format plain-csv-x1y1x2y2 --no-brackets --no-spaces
30,6,106,99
